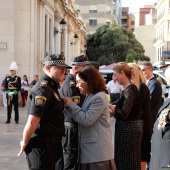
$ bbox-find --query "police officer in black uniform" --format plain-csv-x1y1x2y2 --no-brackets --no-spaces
5,61,21,124
59,55,89,170
18,54,71,170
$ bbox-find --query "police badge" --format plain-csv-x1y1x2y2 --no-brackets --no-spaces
71,96,80,104
35,95,47,106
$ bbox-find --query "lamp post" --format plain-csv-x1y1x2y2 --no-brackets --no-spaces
59,19,66,56
70,33,79,45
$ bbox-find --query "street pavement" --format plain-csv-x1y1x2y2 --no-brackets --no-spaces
0,106,28,170
0,106,116,170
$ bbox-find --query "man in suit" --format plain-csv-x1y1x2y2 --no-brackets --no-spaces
140,61,162,170
140,61,162,124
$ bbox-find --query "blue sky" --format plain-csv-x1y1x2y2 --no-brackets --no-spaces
122,0,158,13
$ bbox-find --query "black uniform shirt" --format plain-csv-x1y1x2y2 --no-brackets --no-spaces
59,74,85,122
27,73,64,137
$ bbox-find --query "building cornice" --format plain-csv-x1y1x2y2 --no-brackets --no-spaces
59,0,86,35
38,0,56,12
38,0,46,6
54,10,62,21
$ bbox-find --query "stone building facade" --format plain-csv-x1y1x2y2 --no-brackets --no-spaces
0,0,87,105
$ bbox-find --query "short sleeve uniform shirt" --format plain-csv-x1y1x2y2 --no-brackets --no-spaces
27,73,64,137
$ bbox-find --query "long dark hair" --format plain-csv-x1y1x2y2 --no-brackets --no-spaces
23,75,29,85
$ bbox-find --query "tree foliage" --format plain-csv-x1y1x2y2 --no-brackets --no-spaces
86,24,150,65
125,53,134,63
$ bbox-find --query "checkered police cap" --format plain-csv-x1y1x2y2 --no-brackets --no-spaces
43,54,72,69
71,55,89,66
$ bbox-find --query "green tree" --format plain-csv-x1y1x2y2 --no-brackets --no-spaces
125,53,134,63
86,24,149,65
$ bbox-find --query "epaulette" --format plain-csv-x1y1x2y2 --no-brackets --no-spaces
40,80,48,87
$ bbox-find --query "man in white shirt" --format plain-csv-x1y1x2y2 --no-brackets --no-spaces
107,73,123,103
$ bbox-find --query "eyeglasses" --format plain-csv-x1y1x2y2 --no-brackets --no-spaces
140,68,150,72
76,80,87,86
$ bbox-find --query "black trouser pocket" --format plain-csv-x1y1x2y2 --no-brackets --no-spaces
25,137,46,170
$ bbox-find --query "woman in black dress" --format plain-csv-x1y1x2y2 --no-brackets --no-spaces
109,62,143,170
128,63,153,170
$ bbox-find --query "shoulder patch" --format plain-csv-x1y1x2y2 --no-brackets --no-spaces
54,92,61,101
70,80,75,87
35,95,47,106
40,80,48,87
71,96,80,104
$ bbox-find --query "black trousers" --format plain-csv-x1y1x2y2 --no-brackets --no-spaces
110,93,120,103
25,136,63,170
62,123,78,170
7,94,19,122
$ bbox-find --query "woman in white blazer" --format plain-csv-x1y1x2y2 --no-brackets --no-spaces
63,66,116,170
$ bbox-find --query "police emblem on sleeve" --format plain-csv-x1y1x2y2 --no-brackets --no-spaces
35,95,47,106
40,80,48,87
71,96,80,104
54,92,61,101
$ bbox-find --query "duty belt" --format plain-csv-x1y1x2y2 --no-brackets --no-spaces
32,134,62,143
65,121,78,127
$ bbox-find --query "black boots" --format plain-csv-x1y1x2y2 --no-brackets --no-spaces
5,120,10,123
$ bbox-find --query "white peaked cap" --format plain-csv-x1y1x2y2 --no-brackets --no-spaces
9,61,18,70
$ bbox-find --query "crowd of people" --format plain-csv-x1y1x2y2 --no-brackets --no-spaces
2,54,170,170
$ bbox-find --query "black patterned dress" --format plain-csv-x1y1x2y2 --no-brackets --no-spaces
114,84,143,170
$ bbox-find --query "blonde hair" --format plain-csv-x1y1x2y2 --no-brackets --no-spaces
128,63,147,89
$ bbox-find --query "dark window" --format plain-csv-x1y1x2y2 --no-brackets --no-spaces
122,19,127,24
89,19,97,26
122,12,128,16
89,10,97,13
131,21,134,25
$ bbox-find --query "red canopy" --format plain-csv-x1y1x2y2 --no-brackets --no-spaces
99,63,116,70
